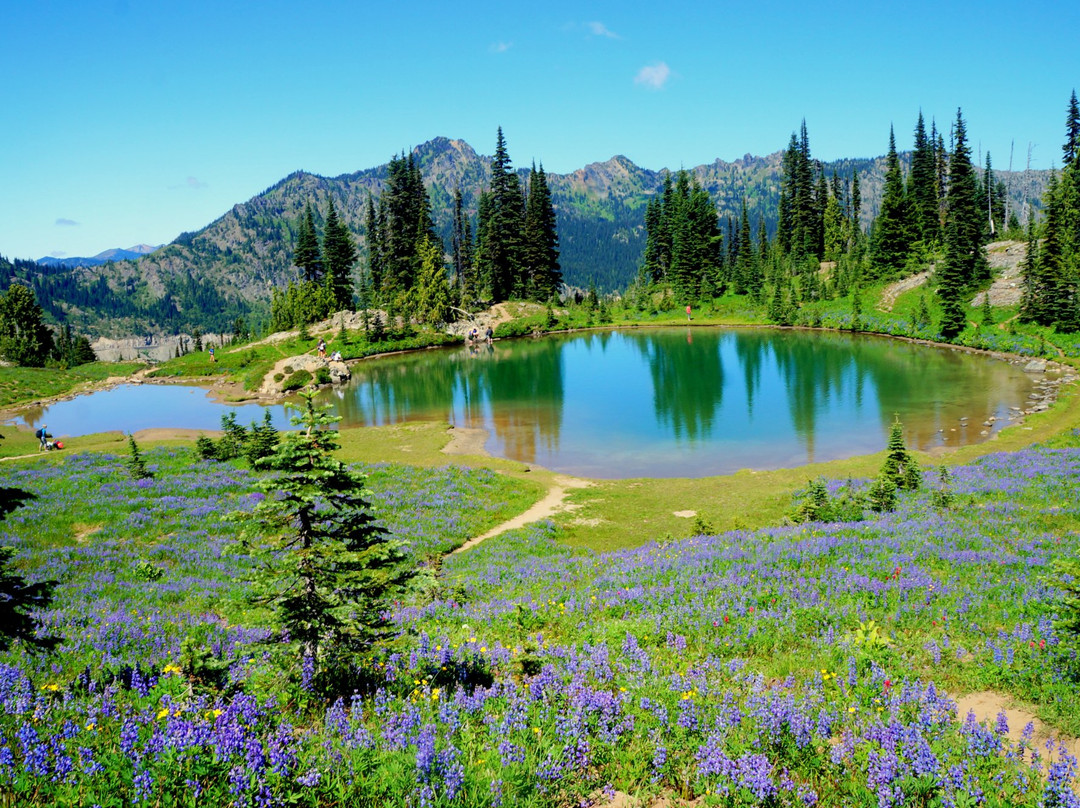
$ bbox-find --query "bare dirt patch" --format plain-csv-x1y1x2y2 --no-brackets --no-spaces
452,475,594,554
673,510,697,518
878,270,931,312
973,240,1027,307
132,428,218,442
955,691,1080,771
441,426,490,457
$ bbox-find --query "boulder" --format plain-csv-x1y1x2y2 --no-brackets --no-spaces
328,361,351,384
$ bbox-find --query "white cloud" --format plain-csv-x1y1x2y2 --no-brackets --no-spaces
55,217,79,226
634,62,671,90
186,176,208,189
587,21,620,39
490,41,512,54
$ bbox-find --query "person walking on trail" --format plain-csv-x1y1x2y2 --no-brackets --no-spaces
35,424,49,451
317,338,326,358
208,345,216,362
686,304,692,322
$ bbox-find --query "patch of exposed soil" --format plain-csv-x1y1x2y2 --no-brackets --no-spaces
973,240,1027,307
441,426,490,456
955,691,1080,771
878,270,931,312
452,474,594,554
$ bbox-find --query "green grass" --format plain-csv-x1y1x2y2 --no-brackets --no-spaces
0,361,143,407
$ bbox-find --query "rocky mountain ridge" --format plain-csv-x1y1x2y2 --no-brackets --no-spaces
16,137,1052,336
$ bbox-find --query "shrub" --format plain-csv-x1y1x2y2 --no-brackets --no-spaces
281,369,312,391
315,367,331,385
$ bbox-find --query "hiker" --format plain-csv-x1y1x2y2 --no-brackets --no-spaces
485,326,494,344
208,345,215,362
468,326,479,342
318,338,326,358
686,304,692,322
35,424,50,451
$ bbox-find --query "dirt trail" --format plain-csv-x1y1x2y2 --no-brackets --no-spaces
878,270,931,311
451,474,593,554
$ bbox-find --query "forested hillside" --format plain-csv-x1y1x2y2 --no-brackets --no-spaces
1,129,1052,336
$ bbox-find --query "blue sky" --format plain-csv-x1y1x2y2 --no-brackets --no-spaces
2,0,1077,261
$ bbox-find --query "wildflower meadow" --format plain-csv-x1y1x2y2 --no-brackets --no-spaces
1,438,1079,807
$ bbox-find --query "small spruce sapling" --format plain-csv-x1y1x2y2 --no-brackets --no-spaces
235,391,414,684
127,434,151,480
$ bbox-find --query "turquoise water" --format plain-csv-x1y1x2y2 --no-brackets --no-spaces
326,328,1034,477
11,328,1035,478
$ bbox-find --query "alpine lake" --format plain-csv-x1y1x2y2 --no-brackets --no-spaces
9,327,1046,479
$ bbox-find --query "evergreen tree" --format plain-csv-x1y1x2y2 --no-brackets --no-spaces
524,162,561,301
0,283,55,367
364,194,383,295
451,188,477,302
413,235,452,326
245,410,279,468
880,416,921,491
0,546,57,652
823,176,845,262
1063,89,1080,167
127,434,151,480
908,112,941,244
321,197,357,310
477,127,526,301
1039,173,1079,330
938,109,986,338
237,391,414,674
850,171,863,254
735,199,757,294
871,127,912,277
379,152,438,303
295,201,323,283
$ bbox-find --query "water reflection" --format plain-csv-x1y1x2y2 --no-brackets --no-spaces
8,328,1037,479
326,328,1034,477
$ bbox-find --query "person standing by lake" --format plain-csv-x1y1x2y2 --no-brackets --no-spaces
686,305,692,321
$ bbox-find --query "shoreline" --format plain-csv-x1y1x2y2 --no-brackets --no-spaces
2,324,1076,451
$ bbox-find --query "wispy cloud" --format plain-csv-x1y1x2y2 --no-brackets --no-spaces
170,176,208,190
490,41,512,54
55,217,79,227
634,62,672,90
586,21,620,39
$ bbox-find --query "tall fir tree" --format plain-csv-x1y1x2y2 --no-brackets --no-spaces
908,112,941,244
295,201,323,283
477,127,526,301
938,109,986,338
1018,206,1047,324
321,197,357,310
524,162,561,301
364,195,383,296
1063,89,1080,167
871,127,912,276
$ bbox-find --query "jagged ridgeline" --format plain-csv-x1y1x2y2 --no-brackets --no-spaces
12,129,1052,336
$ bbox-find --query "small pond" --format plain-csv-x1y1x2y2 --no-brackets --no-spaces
7,328,1040,478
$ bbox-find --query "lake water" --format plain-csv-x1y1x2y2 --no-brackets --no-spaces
8,328,1037,478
